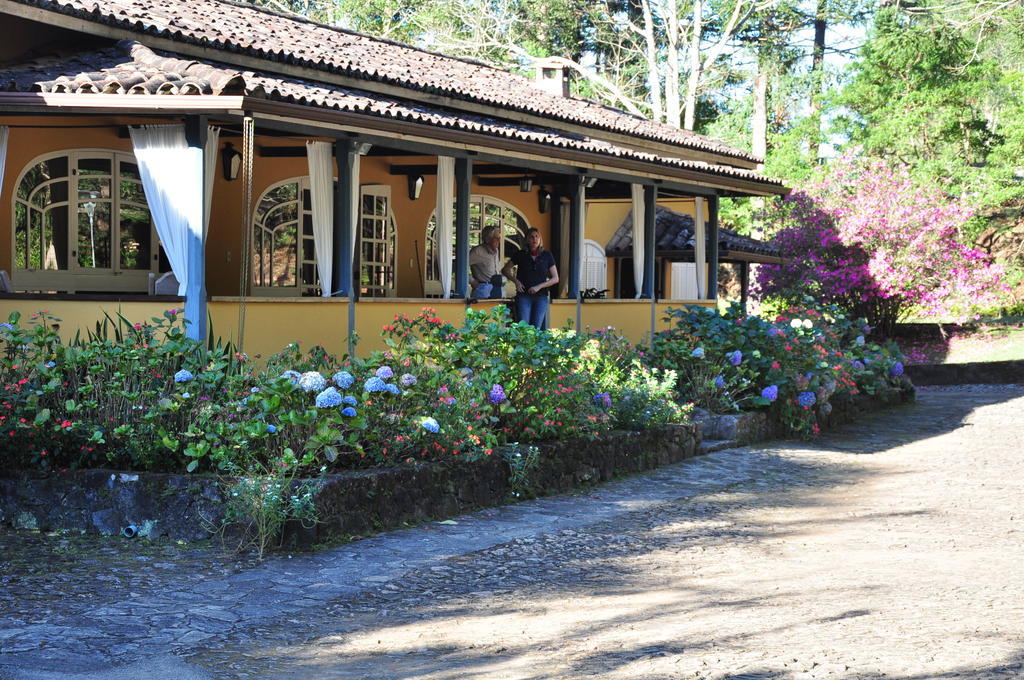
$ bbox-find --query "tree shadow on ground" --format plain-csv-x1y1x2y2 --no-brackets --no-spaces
176,387,1024,679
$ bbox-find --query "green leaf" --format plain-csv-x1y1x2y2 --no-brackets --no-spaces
34,408,51,426
186,460,198,472
324,446,338,463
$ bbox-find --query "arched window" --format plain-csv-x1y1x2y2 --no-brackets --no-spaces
253,179,396,297
424,195,528,297
581,239,607,293
12,150,159,292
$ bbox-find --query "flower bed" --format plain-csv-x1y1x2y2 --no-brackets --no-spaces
0,302,914,555
648,302,910,436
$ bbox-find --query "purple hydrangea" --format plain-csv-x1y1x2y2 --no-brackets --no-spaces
727,350,743,366
489,384,506,405
315,387,343,408
714,375,726,389
889,361,904,377
0,323,13,330
593,392,612,409
174,369,194,383
851,360,866,371
364,376,387,393
855,335,865,346
399,373,417,387
761,385,778,402
341,406,357,417
375,366,394,380
298,371,327,393
797,391,817,408
333,371,354,389
420,417,440,433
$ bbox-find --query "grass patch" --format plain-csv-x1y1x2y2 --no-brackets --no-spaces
899,319,1024,364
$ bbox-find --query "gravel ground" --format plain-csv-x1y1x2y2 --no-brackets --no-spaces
3,385,1023,680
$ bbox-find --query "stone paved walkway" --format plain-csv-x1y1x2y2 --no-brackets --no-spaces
2,385,1023,680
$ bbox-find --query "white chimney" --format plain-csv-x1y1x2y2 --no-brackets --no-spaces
534,58,571,98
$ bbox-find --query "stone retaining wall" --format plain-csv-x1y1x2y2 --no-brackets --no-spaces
0,385,915,546
906,360,1024,385
0,424,698,544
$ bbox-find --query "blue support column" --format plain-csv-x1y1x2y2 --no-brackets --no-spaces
641,184,657,299
183,116,207,343
333,139,357,297
568,177,585,300
707,194,720,301
454,158,472,298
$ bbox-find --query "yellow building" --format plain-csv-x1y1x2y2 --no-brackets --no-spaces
0,0,788,357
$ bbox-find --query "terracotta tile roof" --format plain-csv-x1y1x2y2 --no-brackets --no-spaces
8,0,760,165
1,41,245,94
605,206,783,260
1,42,786,190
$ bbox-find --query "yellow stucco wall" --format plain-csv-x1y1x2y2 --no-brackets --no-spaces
0,299,179,342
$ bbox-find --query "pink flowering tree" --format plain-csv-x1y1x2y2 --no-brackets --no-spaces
754,156,1006,334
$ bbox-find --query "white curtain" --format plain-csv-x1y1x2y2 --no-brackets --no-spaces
436,156,455,298
129,125,203,296
694,197,707,299
306,140,334,297
558,199,570,298
203,126,219,239
0,127,8,206
631,183,645,298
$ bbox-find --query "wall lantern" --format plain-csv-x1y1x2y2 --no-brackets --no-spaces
221,142,242,181
519,176,534,192
407,174,424,200
537,189,552,214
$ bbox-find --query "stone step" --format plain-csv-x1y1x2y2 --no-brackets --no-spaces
698,439,737,455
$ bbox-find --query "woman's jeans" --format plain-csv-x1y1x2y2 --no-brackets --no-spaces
515,293,549,329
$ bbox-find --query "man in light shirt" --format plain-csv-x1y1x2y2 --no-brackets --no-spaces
469,225,504,299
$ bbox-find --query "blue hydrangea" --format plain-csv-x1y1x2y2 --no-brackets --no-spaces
364,376,387,393
889,361,904,377
342,395,358,406
250,386,260,394
593,392,612,409
797,391,817,408
298,371,327,392
460,367,474,379
489,384,506,405
420,417,440,433
333,371,354,389
174,369,194,383
341,406,357,417
400,373,417,387
855,335,865,346
280,370,301,385
851,360,866,371
714,375,726,389
375,366,394,380
385,383,401,395
315,387,343,408
690,347,705,359
45,361,56,368
0,323,13,330
727,350,743,366
761,385,779,402
266,424,277,434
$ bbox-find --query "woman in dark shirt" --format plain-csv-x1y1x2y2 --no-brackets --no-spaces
501,228,559,329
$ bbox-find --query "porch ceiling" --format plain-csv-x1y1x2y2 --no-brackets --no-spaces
0,41,789,197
